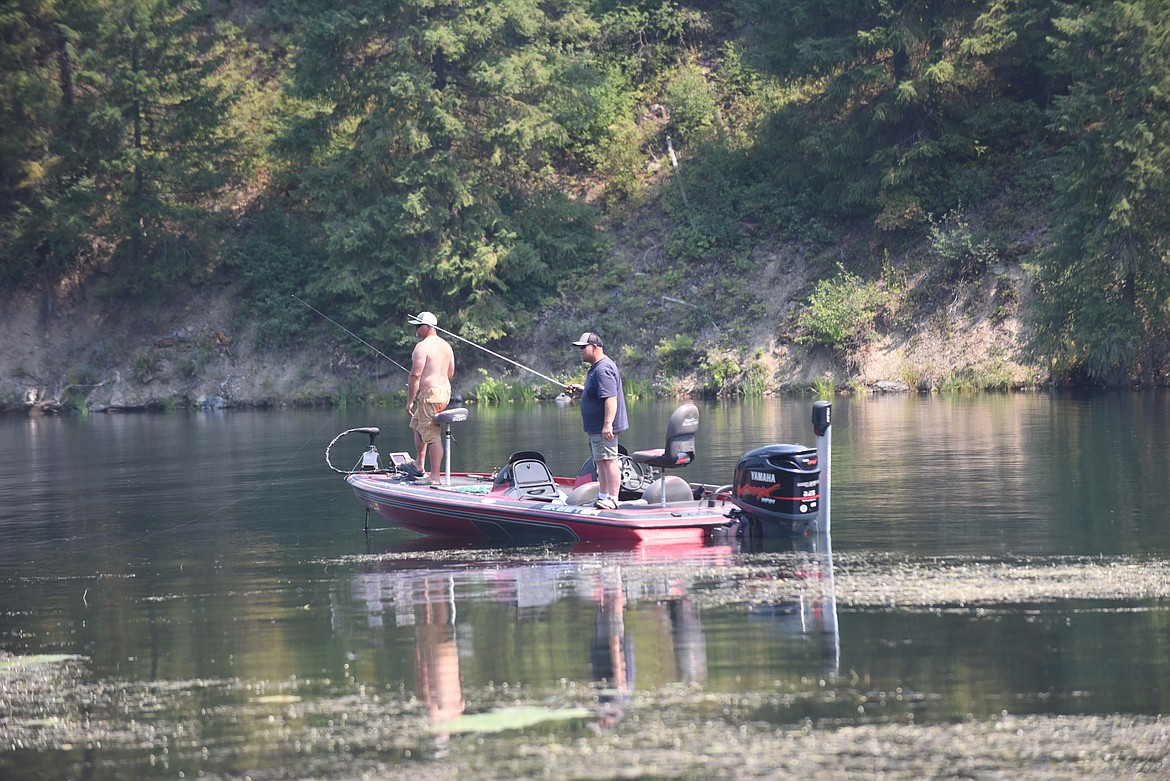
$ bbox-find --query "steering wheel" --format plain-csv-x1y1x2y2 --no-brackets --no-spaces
618,454,650,492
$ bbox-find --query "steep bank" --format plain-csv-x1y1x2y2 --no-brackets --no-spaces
0,237,1043,415
0,283,351,414
519,221,1044,398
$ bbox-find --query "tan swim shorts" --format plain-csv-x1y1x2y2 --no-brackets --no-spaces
411,386,451,445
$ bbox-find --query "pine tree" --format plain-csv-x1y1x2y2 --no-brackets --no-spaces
0,0,241,292
274,0,604,342
1031,0,1170,384
735,0,1050,227
0,0,52,247
89,0,241,291
0,0,102,284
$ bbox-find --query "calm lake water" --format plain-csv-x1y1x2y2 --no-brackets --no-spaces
1,393,1168,780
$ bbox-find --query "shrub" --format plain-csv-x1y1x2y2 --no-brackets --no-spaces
928,209,998,281
796,267,887,355
471,370,511,404
701,353,741,396
623,377,654,401
810,376,836,399
664,62,717,142
742,361,770,397
655,335,699,375
469,370,544,404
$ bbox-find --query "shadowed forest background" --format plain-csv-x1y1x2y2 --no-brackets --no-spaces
3,0,1170,410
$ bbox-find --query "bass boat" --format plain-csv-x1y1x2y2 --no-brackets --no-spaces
328,401,832,544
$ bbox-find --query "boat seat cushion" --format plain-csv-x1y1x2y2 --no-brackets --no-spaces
640,474,694,504
566,481,600,506
502,458,562,500
630,447,693,468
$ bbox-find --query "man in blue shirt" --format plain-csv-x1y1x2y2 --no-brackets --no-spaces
567,331,628,509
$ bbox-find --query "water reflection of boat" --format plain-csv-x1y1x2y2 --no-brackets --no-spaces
347,541,735,626
338,530,840,736
340,540,730,733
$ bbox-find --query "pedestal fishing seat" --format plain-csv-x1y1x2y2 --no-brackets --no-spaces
496,451,562,501
631,403,700,507
432,407,469,485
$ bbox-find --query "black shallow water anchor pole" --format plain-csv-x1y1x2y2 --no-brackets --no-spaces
810,400,838,673
813,401,832,536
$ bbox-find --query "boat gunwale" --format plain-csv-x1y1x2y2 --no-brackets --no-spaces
345,471,734,531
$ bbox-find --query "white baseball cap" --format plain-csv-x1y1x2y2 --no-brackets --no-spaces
408,311,438,327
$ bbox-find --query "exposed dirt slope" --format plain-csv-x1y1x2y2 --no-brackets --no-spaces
0,283,348,413
0,236,1042,414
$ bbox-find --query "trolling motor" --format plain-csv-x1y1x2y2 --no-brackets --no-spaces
731,401,831,538
325,427,384,474
324,426,386,534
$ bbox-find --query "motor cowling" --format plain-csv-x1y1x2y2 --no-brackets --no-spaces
732,444,820,531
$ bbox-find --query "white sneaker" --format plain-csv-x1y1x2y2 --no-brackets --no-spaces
594,496,618,510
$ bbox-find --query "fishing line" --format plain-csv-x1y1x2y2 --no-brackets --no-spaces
127,411,345,544
292,294,410,373
429,323,569,388
293,294,565,387
10,299,416,558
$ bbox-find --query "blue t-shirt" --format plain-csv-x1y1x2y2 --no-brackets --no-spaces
580,357,628,435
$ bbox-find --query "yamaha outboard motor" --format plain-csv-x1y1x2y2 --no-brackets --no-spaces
732,444,820,536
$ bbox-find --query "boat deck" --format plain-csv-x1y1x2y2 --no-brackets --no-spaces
346,469,736,544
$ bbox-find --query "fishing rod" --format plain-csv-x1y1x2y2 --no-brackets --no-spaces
429,323,568,388
291,295,410,373
294,294,566,387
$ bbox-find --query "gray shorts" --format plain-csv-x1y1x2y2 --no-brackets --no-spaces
588,433,620,462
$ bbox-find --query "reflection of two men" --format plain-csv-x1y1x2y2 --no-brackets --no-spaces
354,557,723,738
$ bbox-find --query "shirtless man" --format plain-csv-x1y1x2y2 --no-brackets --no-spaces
406,311,455,483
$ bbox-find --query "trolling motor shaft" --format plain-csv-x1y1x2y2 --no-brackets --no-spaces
325,427,383,474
